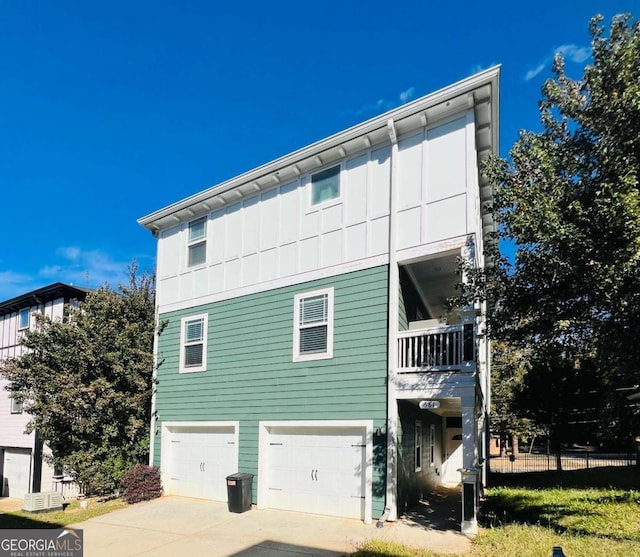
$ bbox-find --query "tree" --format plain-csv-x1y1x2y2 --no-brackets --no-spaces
491,342,542,457
0,264,159,494
482,14,640,448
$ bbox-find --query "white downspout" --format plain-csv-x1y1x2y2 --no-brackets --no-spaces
381,118,400,524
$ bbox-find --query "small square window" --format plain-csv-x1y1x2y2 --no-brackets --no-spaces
293,288,334,362
180,314,208,373
311,165,340,206
187,217,207,267
19,309,29,330
11,395,23,414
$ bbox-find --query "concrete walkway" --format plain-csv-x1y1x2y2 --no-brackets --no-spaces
67,496,472,556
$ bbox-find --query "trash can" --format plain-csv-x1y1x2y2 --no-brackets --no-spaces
226,472,253,513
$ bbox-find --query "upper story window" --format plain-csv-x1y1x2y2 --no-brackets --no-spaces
187,217,207,267
18,309,30,330
311,165,341,206
11,395,23,414
180,314,208,373
293,287,334,362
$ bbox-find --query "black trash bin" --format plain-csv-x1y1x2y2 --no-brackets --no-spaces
226,472,253,513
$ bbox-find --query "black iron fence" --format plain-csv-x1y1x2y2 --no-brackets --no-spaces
489,451,635,473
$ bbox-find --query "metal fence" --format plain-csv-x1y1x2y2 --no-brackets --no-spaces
489,451,635,473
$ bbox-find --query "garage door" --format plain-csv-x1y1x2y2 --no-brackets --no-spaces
263,426,367,520
3,449,31,498
163,423,238,501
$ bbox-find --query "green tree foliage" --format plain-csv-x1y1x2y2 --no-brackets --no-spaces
491,342,542,456
482,14,640,446
0,264,159,495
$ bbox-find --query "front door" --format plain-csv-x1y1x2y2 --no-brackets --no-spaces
441,428,463,484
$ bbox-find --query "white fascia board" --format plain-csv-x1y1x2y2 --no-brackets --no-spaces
138,67,500,232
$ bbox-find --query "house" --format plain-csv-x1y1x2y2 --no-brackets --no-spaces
138,67,499,534
0,283,89,499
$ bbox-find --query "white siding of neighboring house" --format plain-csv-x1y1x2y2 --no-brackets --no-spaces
156,112,481,314
0,297,66,494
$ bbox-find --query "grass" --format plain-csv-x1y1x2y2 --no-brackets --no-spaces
354,466,640,557
0,497,129,529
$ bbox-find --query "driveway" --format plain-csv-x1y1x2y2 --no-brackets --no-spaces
70,496,472,556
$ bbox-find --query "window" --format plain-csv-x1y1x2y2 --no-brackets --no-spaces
429,424,436,467
18,308,29,330
11,395,23,414
180,314,208,373
187,217,207,267
311,165,340,206
293,287,334,362
415,421,422,471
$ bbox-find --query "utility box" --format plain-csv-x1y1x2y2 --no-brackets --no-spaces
226,473,253,513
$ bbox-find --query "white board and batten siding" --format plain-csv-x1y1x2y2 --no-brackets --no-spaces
0,297,67,496
0,298,66,450
155,112,480,313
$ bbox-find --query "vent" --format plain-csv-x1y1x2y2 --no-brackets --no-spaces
22,492,64,512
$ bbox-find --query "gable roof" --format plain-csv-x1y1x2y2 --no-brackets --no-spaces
0,283,91,316
139,66,500,241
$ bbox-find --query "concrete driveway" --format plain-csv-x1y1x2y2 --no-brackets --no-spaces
69,496,472,556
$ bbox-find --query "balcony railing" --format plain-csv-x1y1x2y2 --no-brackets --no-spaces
398,323,475,372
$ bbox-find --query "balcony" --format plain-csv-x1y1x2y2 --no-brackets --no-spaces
398,323,475,372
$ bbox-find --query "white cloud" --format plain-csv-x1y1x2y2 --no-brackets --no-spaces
523,43,591,82
524,63,546,81
37,247,132,290
556,44,591,64
345,86,418,118
399,87,416,104
0,271,36,300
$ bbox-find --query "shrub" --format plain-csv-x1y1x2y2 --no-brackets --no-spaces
120,464,162,504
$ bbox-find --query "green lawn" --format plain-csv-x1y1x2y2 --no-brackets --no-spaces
0,497,128,529
354,466,640,557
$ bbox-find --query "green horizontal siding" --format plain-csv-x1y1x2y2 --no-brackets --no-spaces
154,264,389,518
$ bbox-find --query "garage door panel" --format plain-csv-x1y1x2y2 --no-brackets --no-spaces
265,426,367,520
165,425,237,502
3,449,31,498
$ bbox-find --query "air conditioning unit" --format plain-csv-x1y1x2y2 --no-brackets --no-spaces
22,491,63,512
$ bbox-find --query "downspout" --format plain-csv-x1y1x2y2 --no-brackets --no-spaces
379,118,399,526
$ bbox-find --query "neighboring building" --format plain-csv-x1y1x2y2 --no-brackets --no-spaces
0,283,89,499
138,67,499,533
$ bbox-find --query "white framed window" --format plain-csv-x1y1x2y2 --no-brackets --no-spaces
180,314,208,373
429,424,436,467
11,395,23,414
293,287,334,362
18,308,30,330
310,165,341,207
187,217,207,267
415,421,422,471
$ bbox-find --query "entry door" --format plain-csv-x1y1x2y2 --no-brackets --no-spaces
167,425,237,501
266,426,366,519
3,449,31,498
442,428,463,484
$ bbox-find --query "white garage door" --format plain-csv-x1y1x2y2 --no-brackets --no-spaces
3,449,31,498
264,426,367,520
163,423,238,501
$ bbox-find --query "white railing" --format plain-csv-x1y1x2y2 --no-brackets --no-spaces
398,323,475,372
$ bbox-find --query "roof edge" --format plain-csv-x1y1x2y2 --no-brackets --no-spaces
139,66,501,230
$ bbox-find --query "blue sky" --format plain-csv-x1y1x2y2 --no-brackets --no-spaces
0,1,636,300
